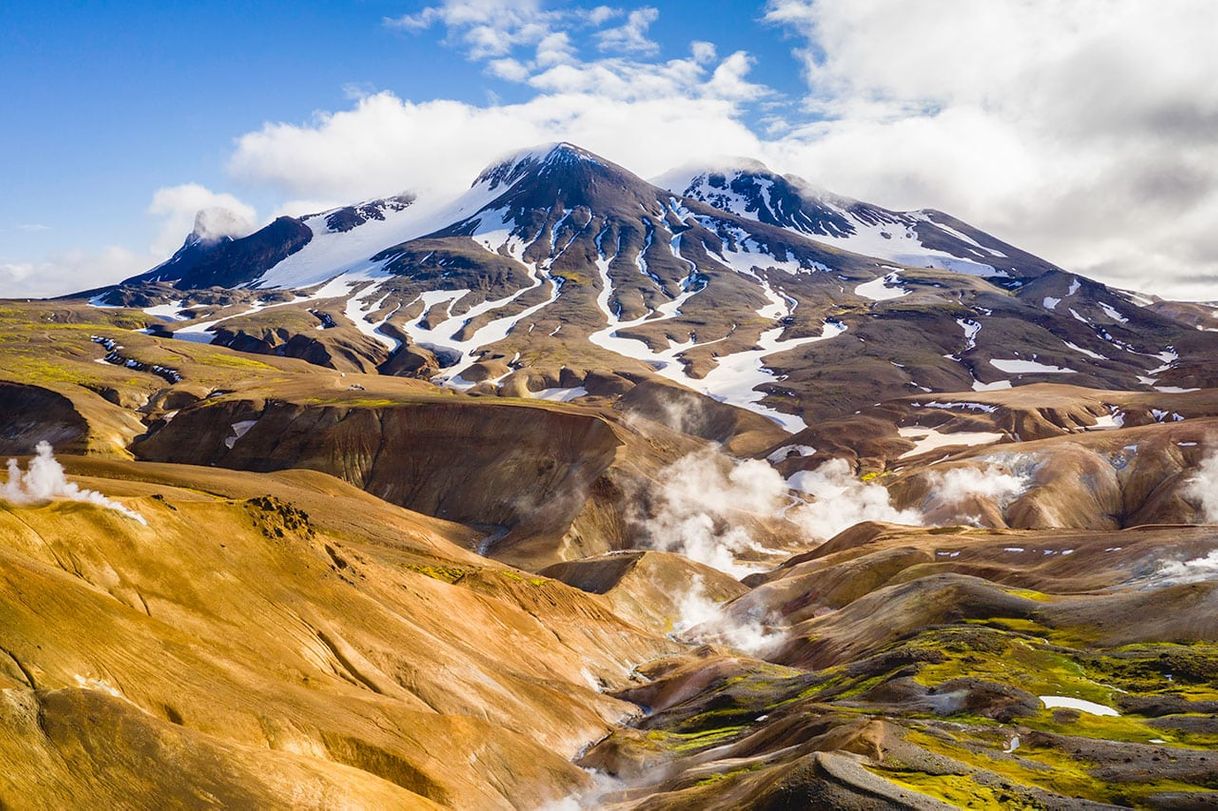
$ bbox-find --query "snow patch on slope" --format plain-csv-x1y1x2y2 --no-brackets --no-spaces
990,358,1077,375
855,272,910,301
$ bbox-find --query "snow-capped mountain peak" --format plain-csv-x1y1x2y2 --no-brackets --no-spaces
662,162,860,241
471,142,607,192
128,143,1066,295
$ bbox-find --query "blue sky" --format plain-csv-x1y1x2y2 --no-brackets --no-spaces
3,1,1216,299
0,1,800,275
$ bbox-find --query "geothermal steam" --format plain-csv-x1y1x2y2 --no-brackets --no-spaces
673,575,781,656
1185,452,1218,523
642,450,1037,578
637,449,785,578
1149,549,1218,587
920,456,1036,525
786,458,921,538
646,449,1041,659
2,442,146,525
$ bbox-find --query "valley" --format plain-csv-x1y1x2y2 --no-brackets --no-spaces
3,143,1218,808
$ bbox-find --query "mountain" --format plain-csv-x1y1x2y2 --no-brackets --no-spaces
93,142,1218,432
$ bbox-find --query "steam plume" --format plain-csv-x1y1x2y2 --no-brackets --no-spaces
2,442,146,525
787,459,922,538
673,575,781,656
637,449,786,578
1185,452,1218,522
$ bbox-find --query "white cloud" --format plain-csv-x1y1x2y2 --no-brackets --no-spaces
385,2,764,104
488,57,532,82
690,40,716,64
228,3,770,205
0,183,257,296
386,0,616,60
147,183,257,255
595,7,658,55
524,50,765,102
0,246,147,298
228,90,763,202
387,0,546,58
706,51,765,102
535,31,575,65
760,0,1218,299
271,199,341,220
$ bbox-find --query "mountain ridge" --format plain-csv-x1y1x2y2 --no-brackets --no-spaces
117,142,1053,292
81,142,1218,434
